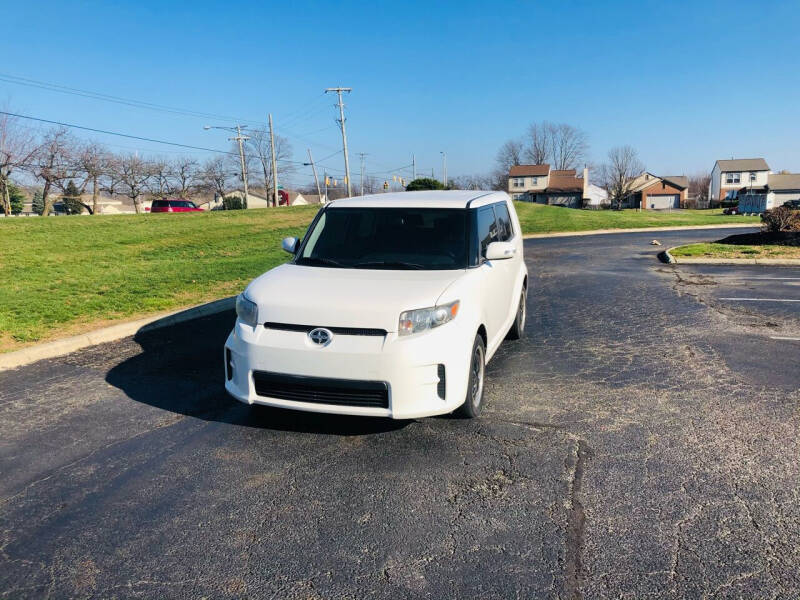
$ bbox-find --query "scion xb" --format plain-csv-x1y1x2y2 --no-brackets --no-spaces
224,190,528,419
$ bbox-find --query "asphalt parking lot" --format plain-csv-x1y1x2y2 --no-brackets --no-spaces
1,227,798,599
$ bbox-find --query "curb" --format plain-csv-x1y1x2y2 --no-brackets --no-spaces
661,246,800,266
0,296,235,372
523,223,758,239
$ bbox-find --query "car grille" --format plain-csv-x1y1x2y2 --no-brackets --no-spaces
264,322,387,336
252,371,389,409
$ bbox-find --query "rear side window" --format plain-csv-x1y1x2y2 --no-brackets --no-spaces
494,202,514,241
152,200,167,208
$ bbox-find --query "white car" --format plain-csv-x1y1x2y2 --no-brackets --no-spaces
224,190,528,419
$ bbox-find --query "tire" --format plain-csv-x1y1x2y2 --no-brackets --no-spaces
506,287,527,340
456,334,486,418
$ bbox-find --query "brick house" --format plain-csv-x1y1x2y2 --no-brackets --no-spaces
623,172,689,209
709,158,771,204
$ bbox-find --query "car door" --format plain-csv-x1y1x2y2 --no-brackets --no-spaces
475,205,509,350
489,202,517,332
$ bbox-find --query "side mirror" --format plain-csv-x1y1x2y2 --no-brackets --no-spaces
281,237,299,254
485,241,515,261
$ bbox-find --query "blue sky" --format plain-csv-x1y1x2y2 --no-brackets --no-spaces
3,0,799,186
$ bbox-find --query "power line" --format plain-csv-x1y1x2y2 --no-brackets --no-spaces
0,73,263,126
0,110,308,165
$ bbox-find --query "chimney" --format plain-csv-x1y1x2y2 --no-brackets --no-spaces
583,166,588,197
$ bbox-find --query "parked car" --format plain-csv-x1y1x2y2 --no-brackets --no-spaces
224,191,528,419
784,200,800,210
723,206,740,215
150,199,203,213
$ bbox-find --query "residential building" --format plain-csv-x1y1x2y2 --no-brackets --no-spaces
709,158,770,203
584,183,609,208
738,173,800,213
622,172,689,209
507,165,588,208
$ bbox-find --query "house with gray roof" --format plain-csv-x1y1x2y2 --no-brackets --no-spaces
738,172,800,213
709,158,771,204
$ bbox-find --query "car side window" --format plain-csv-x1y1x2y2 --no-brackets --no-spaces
476,206,497,259
494,202,514,241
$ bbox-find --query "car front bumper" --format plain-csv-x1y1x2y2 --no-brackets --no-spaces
223,320,473,419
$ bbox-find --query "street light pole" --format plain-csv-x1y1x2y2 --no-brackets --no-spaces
205,124,250,209
440,151,447,187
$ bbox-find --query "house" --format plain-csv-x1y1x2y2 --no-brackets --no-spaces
278,191,328,206
508,165,588,208
622,172,689,209
709,158,770,204
738,173,800,213
584,183,609,208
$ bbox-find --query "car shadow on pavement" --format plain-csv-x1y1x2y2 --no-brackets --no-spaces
105,309,409,436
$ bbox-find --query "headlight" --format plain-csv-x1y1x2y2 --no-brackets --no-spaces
236,293,258,327
398,300,459,336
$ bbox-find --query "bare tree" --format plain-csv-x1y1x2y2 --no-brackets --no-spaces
521,121,588,170
31,128,80,216
495,139,525,172
171,157,199,198
600,146,645,209
113,153,152,213
550,123,588,171
76,143,107,214
199,156,230,203
0,112,38,216
147,158,173,200
246,129,294,206
689,173,711,208
523,123,552,165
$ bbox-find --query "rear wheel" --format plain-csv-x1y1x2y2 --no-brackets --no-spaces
506,287,527,340
456,335,485,418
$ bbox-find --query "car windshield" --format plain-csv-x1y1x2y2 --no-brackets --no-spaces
296,207,469,270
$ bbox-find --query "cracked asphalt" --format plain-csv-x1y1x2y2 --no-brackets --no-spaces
1,227,798,599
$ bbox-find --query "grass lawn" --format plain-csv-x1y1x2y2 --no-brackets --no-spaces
514,203,759,233
671,243,800,260
0,202,761,351
0,207,318,350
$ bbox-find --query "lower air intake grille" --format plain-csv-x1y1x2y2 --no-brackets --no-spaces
253,371,389,409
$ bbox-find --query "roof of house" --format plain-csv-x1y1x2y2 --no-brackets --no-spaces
509,164,550,177
716,158,769,172
661,175,689,189
627,172,662,193
301,194,325,204
546,175,584,193
767,173,800,191
550,169,576,177
331,190,504,209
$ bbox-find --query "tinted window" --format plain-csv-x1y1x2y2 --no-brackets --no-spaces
297,207,468,270
151,200,167,208
171,200,196,208
476,206,497,259
494,202,513,241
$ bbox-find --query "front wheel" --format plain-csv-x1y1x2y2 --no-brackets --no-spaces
456,335,486,418
506,288,527,340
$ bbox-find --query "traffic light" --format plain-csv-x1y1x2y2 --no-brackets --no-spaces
383,181,389,190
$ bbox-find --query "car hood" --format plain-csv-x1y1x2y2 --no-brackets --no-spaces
245,264,464,332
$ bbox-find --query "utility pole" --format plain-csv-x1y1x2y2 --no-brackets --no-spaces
358,152,368,196
412,154,416,180
268,114,279,207
325,87,352,197
306,149,322,200
440,151,447,187
231,125,250,209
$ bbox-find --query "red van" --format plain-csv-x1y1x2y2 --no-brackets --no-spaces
150,199,204,213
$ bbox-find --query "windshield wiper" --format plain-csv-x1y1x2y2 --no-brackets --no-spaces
296,256,345,268
352,260,425,270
